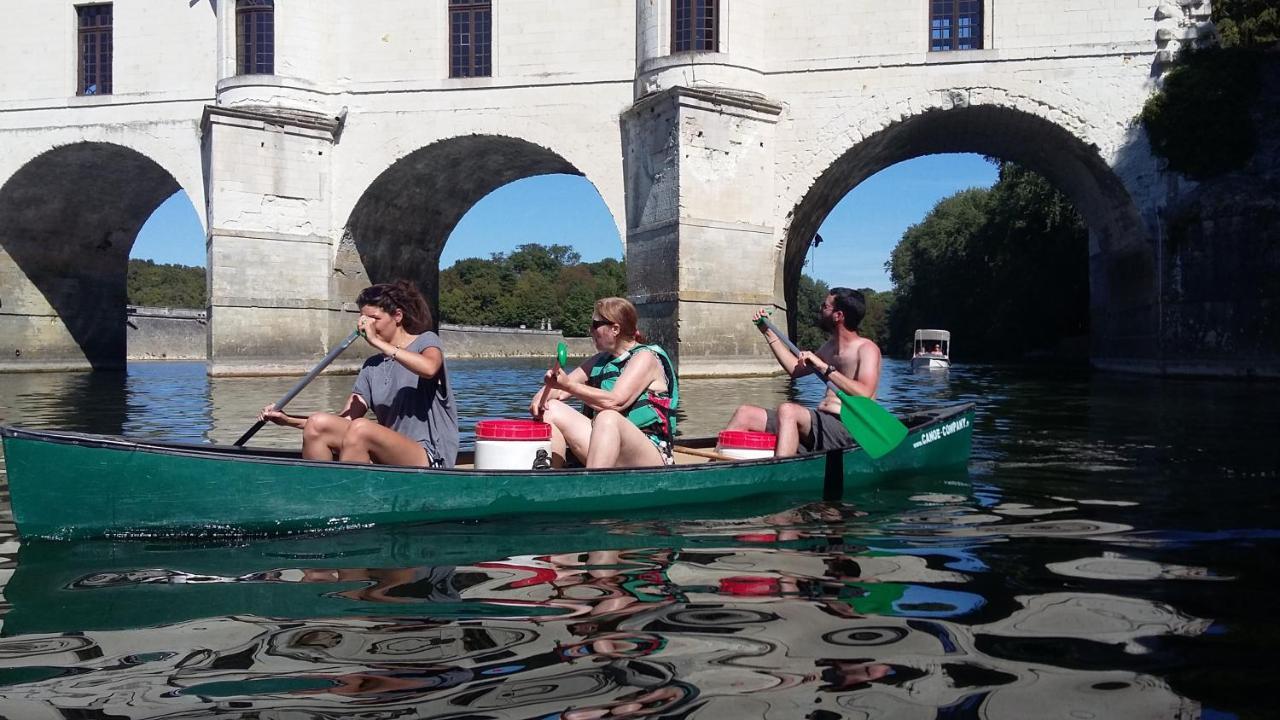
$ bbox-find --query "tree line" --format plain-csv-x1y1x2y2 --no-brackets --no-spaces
128,164,1086,362
785,161,1087,362
127,259,206,308
438,243,626,336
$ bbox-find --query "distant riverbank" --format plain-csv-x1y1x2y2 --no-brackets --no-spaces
126,306,594,362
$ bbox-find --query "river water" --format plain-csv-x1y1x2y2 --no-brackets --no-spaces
0,358,1276,719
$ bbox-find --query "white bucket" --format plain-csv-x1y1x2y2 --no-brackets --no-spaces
474,419,553,470
716,430,777,460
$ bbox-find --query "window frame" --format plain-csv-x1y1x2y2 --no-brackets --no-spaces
671,0,719,54
76,3,113,96
449,0,493,78
236,0,275,76
929,0,984,52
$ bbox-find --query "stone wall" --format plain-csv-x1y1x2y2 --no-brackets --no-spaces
439,326,595,359
124,307,594,364
126,306,207,360
1159,53,1280,378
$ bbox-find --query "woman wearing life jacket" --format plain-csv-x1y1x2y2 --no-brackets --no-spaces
530,297,678,468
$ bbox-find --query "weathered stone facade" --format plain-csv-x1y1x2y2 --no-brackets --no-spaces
3,0,1268,377
126,306,208,361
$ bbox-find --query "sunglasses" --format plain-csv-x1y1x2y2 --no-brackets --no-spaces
591,319,615,330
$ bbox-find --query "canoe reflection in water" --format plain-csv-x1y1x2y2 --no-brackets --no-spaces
0,525,1207,719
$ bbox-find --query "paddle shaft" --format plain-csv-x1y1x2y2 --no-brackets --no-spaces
234,329,363,447
673,445,735,462
759,319,840,393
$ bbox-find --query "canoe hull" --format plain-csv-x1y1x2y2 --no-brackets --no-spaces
911,356,951,371
1,404,974,540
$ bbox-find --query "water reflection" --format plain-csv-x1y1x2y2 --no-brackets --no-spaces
1,360,1279,717
0,491,1226,719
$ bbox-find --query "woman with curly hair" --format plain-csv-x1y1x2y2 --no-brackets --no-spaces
260,280,459,467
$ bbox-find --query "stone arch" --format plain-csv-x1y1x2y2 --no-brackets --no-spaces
335,134,621,316
781,102,1156,362
0,142,196,371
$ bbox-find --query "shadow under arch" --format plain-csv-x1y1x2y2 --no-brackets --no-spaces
783,105,1155,361
0,142,186,371
337,134,609,315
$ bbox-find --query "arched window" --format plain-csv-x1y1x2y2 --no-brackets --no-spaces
672,0,718,53
236,0,274,75
450,0,492,77
930,0,983,51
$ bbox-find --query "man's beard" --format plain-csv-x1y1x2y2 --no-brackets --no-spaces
818,314,836,332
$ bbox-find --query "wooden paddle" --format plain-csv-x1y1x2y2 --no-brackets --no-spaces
234,329,363,447
757,318,907,459
674,445,735,462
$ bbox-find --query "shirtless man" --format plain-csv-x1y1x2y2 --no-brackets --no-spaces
725,287,882,457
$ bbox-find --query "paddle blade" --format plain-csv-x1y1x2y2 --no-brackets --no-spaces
557,342,568,369
837,393,908,460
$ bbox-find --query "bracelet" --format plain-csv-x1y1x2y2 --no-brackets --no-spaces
822,365,835,379
388,348,400,362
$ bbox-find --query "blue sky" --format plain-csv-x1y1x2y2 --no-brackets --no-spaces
132,153,998,292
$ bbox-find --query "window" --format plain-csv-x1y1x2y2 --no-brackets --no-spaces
672,0,718,53
450,0,492,78
77,4,112,95
930,0,983,51
236,0,274,75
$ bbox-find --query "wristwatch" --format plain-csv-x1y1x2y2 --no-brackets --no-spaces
822,365,835,380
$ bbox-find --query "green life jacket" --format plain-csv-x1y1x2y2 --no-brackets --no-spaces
584,344,678,441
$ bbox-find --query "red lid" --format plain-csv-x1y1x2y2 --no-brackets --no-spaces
717,430,777,450
719,576,780,596
475,419,552,441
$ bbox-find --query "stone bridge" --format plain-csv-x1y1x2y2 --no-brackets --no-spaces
0,0,1220,377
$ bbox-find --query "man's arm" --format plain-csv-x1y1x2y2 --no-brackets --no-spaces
826,341,881,399
759,323,815,377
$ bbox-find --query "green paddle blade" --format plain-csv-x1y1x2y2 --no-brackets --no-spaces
557,342,568,369
837,392,909,460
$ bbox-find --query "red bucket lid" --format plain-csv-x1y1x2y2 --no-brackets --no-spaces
475,419,552,441
719,576,780,596
717,430,777,450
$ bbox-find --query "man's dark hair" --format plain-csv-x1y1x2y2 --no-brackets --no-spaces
829,287,865,331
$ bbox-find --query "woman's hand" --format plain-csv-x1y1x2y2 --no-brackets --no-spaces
259,404,288,426
356,316,386,351
545,365,572,391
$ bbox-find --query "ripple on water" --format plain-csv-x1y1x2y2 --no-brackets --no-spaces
0,360,1276,718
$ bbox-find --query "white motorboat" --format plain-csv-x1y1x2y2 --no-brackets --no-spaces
911,329,951,371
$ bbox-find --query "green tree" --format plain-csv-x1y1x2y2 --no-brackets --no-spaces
790,276,890,350
437,244,625,334
126,259,207,308
1141,48,1262,179
1214,0,1280,48
884,163,1088,360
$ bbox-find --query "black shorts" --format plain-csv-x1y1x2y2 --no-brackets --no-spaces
764,407,854,452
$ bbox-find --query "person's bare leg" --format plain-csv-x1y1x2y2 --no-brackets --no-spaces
586,410,664,469
302,413,351,461
338,418,430,466
542,399,594,466
726,404,769,432
774,403,813,457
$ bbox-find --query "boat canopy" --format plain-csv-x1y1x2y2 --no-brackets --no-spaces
913,329,951,359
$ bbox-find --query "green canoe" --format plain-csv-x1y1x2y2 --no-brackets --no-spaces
0,403,974,540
